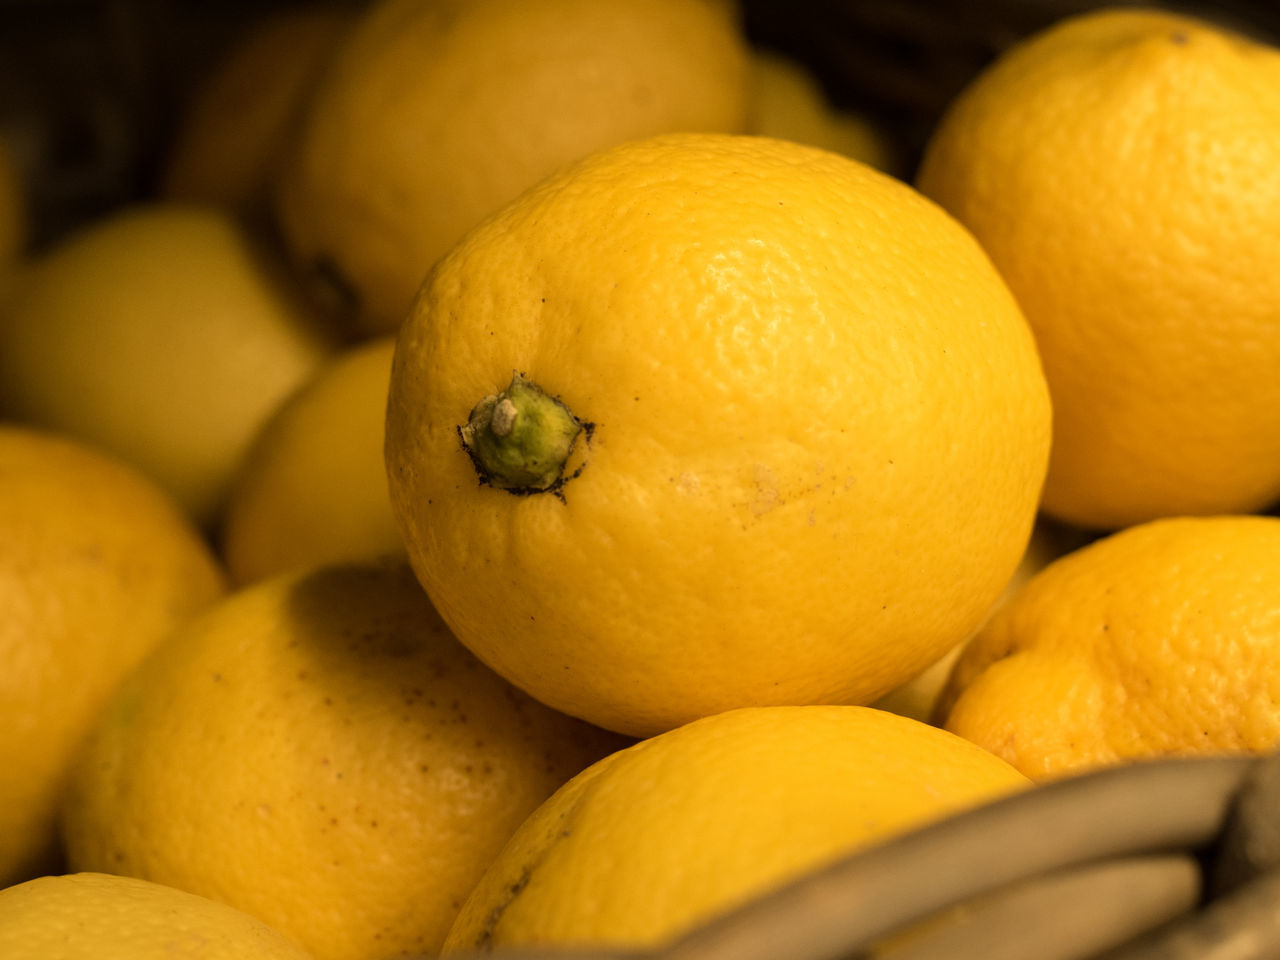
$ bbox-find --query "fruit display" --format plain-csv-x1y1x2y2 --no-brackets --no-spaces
2,1,1280,958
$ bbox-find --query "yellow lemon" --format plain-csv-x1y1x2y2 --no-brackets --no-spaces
0,424,225,887
916,8,1280,530
937,515,1280,781
274,0,751,334
221,337,402,586
0,203,338,526
443,705,1028,952
0,872,313,960
872,517,1096,723
746,48,896,172
161,4,352,223
61,559,627,960
385,132,1052,737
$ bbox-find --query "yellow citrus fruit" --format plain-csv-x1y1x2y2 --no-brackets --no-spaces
161,4,352,222
0,203,337,526
385,132,1052,737
0,136,25,263
871,517,1097,723
61,559,627,960
0,872,314,960
274,0,751,335
443,705,1029,952
221,337,402,586
937,515,1280,781
0,424,225,888
916,8,1280,530
745,48,896,172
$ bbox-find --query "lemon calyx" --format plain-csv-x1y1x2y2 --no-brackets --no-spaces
460,373,583,493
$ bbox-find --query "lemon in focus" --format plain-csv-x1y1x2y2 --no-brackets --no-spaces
917,7,1280,529
443,705,1028,952
938,515,1280,781
385,132,1051,737
221,337,402,585
274,0,751,334
0,872,313,960
0,425,225,887
0,203,338,526
61,559,626,960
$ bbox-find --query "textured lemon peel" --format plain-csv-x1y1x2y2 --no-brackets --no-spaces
460,373,584,493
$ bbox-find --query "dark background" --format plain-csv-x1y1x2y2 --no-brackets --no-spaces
1,0,1278,250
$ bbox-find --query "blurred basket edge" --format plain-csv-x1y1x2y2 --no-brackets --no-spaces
3,0,1280,249
440,753,1280,960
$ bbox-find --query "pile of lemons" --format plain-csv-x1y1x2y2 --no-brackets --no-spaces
2,1,1279,957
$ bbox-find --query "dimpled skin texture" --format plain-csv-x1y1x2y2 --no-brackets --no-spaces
60,560,626,960
938,516,1280,781
385,132,1052,738
0,426,226,887
273,0,751,335
916,8,1280,530
0,873,314,960
443,705,1029,952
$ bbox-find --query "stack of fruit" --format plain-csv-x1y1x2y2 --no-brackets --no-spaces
1,1,1279,958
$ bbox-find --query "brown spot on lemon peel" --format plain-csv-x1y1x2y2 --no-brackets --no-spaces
458,371,592,498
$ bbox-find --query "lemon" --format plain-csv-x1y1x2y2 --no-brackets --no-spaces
161,4,351,223
443,704,1028,952
0,425,225,888
872,517,1094,723
385,132,1052,737
917,7,1280,529
221,337,403,585
0,203,338,526
0,872,313,960
939,515,1280,780
746,48,895,172
61,559,626,960
274,0,751,334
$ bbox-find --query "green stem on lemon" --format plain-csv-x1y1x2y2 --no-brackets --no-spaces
460,373,582,492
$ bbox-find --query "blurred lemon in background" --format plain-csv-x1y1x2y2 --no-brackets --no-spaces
160,3,352,223
0,424,225,888
221,336,403,586
746,48,896,172
0,873,314,960
61,559,627,960
274,0,752,335
0,203,338,527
